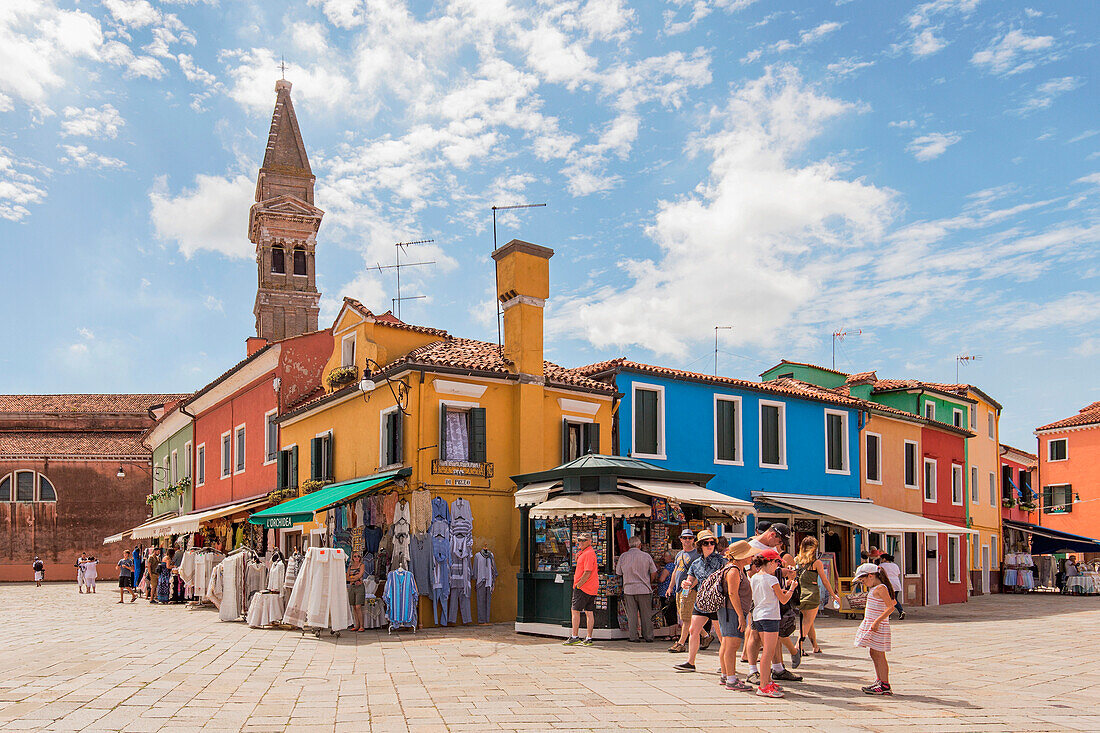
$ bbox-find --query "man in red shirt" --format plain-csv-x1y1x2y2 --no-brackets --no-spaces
564,532,599,646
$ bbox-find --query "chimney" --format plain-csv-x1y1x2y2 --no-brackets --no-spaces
246,336,268,357
492,239,554,380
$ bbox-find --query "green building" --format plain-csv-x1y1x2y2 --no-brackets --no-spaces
143,404,194,518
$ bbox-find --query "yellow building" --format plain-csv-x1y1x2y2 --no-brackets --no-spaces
273,240,615,623
957,386,1004,594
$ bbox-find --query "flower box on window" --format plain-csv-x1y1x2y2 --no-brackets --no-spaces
300,479,326,494
1002,497,1016,508
326,366,358,390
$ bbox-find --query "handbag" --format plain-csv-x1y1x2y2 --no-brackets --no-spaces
845,591,868,610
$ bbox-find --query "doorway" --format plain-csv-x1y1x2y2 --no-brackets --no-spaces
981,545,990,594
925,533,939,606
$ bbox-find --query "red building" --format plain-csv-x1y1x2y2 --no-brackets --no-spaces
0,394,184,581
189,332,331,520
920,425,971,605
1000,444,1037,526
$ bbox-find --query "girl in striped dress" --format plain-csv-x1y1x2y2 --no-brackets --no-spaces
852,562,896,696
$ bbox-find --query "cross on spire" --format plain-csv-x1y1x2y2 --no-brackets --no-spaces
279,56,287,80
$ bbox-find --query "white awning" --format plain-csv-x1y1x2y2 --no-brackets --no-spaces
755,493,978,534
620,479,755,517
103,532,125,545
131,512,181,540
104,513,176,544
514,481,560,508
167,497,270,536
529,492,652,519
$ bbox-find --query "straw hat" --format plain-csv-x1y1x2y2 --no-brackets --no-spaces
724,540,757,561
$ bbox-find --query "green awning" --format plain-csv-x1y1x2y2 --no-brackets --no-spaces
248,468,410,529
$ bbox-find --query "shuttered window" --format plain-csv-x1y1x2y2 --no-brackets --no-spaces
440,406,487,463
382,410,403,466
311,434,333,481
760,403,785,467
904,442,918,487
865,433,880,482
1043,484,1073,514
1048,439,1067,461
825,411,847,472
715,398,739,462
633,387,661,456
563,420,600,462
277,445,299,488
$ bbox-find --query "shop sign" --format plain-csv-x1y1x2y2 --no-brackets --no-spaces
264,516,294,529
445,478,473,487
431,459,494,478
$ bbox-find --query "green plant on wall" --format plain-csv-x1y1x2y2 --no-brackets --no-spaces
326,365,357,390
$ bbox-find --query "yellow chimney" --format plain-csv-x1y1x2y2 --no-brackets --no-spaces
492,239,554,379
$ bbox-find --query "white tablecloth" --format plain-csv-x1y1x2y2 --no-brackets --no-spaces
247,592,285,627
1066,572,1100,595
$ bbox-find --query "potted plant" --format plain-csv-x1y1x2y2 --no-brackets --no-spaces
1019,501,1037,512
326,365,358,390
300,479,325,494
1002,497,1016,509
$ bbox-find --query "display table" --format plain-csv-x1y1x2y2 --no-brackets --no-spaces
1066,572,1100,595
247,591,285,627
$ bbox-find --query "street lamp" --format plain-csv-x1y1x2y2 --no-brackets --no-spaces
116,465,169,480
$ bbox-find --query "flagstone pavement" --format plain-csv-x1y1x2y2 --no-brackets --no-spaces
1,584,1098,732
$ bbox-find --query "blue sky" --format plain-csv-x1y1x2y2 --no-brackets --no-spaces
1,0,1097,448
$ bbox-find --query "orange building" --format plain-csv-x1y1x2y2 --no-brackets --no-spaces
1035,401,1100,558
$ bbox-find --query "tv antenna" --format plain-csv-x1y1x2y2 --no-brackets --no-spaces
370,240,435,319
490,203,547,351
278,56,288,80
714,326,733,376
956,354,982,383
832,329,862,370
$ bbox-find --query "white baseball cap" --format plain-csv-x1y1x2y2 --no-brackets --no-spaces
852,562,879,581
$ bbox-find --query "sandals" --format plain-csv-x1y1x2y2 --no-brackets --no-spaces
667,642,686,653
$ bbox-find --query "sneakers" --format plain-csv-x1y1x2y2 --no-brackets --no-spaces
673,662,696,672
726,677,753,692
746,671,761,685
899,611,906,620
756,683,784,698
579,638,594,646
773,669,803,682
791,649,802,669
862,681,892,695
718,673,727,685
562,637,581,646
699,633,714,650
667,642,687,653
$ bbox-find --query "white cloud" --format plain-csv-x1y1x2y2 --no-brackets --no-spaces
664,0,757,36
308,0,366,29
203,295,223,312
102,0,163,29
907,132,963,161
906,0,980,30
748,20,842,60
0,147,47,221
1017,76,1082,114
149,173,255,258
971,29,1054,76
59,144,126,169
577,0,636,42
889,119,916,129
827,57,874,77
0,2,105,107
60,104,125,138
221,48,354,113
78,327,94,340
910,28,946,57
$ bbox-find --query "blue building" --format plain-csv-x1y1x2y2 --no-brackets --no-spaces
579,359,869,573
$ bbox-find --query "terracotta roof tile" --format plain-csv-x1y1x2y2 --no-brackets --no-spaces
831,385,973,436
1037,402,1100,431
844,371,878,385
342,297,448,337
759,359,849,378
0,431,148,458
0,394,187,414
1000,443,1038,462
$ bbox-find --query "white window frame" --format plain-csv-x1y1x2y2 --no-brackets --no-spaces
184,441,192,480
970,465,978,504
951,464,964,506
264,409,278,466
823,409,850,475
220,431,232,478
865,431,882,485
234,423,247,474
971,534,980,571
991,534,999,569
341,333,356,368
923,401,935,420
989,471,996,507
903,531,920,578
987,411,995,440
379,405,402,469
1047,438,1068,462
630,383,666,460
758,399,788,470
162,456,169,490
952,408,964,428
947,535,962,583
713,395,744,466
969,408,976,429
170,450,178,485
923,457,937,503
196,443,205,486
903,440,919,489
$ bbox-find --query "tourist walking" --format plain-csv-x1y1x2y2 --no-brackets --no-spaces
117,551,137,603
147,549,162,604
666,529,704,652
615,535,658,642
347,551,367,632
717,541,755,691
655,550,677,635
83,555,98,593
32,557,44,587
673,530,724,672
156,550,173,603
852,562,897,695
749,549,794,698
794,537,836,653
878,553,905,619
75,554,88,593
563,532,598,647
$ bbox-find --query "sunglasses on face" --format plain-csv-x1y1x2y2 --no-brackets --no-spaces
700,540,716,546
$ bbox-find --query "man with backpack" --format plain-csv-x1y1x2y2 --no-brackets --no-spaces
673,530,725,672
32,557,45,587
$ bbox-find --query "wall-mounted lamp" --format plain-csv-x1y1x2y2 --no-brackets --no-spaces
359,379,376,392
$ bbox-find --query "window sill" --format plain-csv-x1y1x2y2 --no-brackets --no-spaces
904,483,918,490
760,463,788,470
713,459,744,467
632,453,666,461
865,479,882,486
825,468,850,476
923,496,937,503
1046,458,1067,463
234,469,246,476
951,500,964,506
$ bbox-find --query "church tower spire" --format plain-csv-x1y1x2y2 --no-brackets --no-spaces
249,79,322,342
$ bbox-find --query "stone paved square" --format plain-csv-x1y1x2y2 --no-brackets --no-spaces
3,585,1099,732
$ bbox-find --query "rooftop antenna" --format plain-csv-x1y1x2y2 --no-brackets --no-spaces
370,240,435,319
490,203,547,352
956,354,982,383
714,326,733,376
278,56,287,80
832,329,862,370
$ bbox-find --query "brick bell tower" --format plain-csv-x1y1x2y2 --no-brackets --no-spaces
249,79,323,341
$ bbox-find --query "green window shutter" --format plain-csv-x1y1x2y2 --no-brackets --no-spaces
634,389,658,455
717,400,736,461
826,413,844,470
310,437,321,481
470,407,487,463
393,411,403,464
325,434,334,480
562,419,571,463
439,404,448,460
904,445,915,486
1042,484,1053,513
276,450,287,489
585,422,600,455
761,405,780,465
1063,485,1073,513
290,445,298,487
866,434,879,481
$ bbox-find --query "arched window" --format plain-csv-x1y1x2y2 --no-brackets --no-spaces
271,246,285,274
293,247,307,276
0,472,58,502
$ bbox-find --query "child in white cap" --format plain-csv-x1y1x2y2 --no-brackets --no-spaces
852,562,897,695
